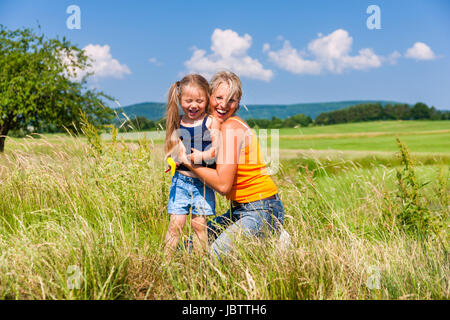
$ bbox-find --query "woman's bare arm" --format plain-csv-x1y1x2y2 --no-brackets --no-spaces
180,119,243,195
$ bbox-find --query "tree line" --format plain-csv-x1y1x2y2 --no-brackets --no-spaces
117,116,166,132
116,113,313,132
315,102,449,125
246,113,313,129
118,102,448,132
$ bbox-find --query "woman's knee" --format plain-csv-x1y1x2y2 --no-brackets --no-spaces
268,199,285,231
207,211,234,238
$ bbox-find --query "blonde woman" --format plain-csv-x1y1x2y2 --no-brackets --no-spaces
178,71,285,259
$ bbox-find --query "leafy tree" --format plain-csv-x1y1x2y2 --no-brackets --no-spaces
411,102,431,120
283,113,312,127
247,118,270,129
282,117,296,128
429,106,442,120
316,102,416,125
314,112,330,125
387,104,411,120
119,116,156,132
441,110,450,120
269,116,283,129
0,25,114,152
155,118,166,130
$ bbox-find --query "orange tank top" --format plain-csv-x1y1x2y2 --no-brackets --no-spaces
226,117,278,203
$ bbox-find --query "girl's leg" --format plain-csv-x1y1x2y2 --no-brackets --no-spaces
191,214,208,254
164,214,187,255
182,210,236,253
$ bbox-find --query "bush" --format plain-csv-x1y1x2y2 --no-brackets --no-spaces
382,138,446,238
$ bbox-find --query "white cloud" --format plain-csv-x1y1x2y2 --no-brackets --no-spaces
338,48,382,71
64,44,131,81
83,44,131,78
262,43,271,53
405,42,436,60
386,50,401,65
308,29,382,72
266,29,383,74
149,57,163,66
184,29,273,81
267,40,321,75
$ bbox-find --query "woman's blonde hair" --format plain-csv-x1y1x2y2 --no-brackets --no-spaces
209,71,242,114
165,74,210,156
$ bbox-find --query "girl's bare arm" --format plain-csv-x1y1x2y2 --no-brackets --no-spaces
189,116,220,164
181,119,242,195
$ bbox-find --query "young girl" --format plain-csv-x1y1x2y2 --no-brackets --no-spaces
164,74,220,255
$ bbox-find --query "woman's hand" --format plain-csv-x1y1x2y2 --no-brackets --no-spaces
177,140,190,166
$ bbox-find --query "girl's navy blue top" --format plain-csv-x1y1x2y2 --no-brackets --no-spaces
178,116,216,171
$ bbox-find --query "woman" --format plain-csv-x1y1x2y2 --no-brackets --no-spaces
178,71,285,260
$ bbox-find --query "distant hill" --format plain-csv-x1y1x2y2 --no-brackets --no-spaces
114,102,167,121
116,100,402,121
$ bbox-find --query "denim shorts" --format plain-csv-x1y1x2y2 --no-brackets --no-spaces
168,171,215,216
207,194,285,259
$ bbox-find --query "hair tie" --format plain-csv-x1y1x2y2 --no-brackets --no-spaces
175,81,180,96
175,81,181,108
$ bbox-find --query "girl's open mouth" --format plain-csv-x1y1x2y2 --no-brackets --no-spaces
188,109,199,117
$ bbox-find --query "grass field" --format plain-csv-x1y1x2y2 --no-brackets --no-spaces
273,120,450,135
277,132,450,153
0,120,448,299
101,120,450,153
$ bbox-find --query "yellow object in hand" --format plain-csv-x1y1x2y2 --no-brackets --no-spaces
167,157,176,176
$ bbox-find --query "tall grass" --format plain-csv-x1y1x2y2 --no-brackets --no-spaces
0,130,448,299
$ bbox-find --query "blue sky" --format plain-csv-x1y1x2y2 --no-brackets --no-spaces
1,0,449,109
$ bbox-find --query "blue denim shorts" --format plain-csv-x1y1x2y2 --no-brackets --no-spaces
168,171,215,216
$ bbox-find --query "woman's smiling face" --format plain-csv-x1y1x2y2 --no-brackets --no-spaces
210,82,240,122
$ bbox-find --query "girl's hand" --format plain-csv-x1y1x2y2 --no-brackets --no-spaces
189,148,203,165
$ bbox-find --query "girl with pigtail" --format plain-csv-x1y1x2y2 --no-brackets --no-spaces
164,74,220,256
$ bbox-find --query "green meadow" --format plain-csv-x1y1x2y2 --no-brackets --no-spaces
258,120,449,153
0,120,448,299
274,120,450,135
278,132,450,153
101,120,450,153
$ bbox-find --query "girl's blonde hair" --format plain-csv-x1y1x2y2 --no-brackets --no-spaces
165,74,210,156
209,71,242,115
